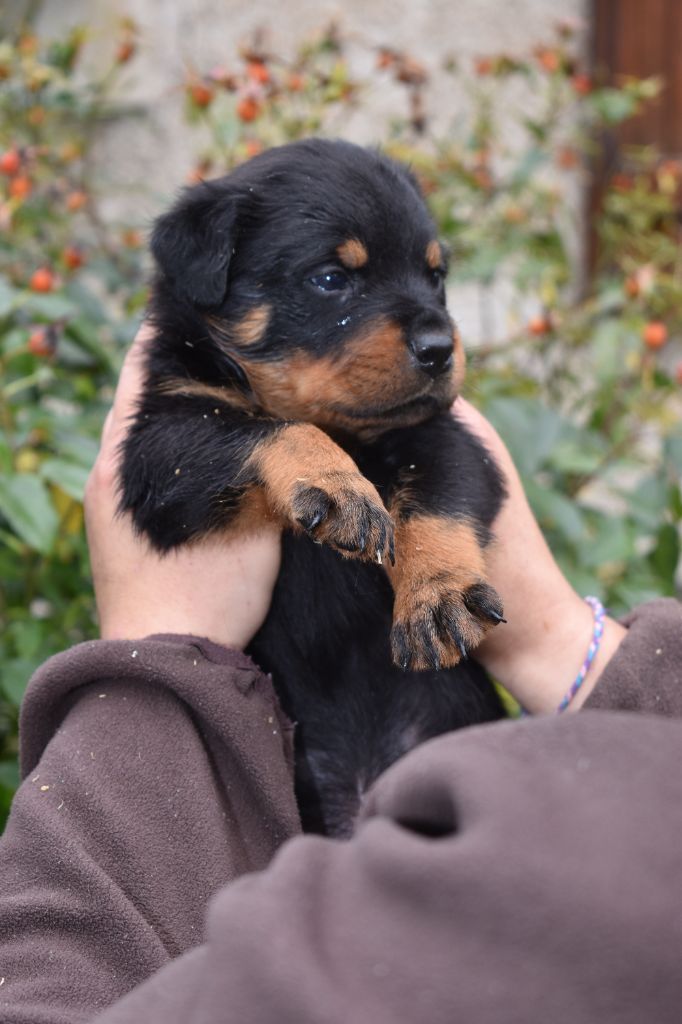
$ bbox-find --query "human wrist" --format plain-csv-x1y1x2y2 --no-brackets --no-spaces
98,606,252,651
478,593,626,714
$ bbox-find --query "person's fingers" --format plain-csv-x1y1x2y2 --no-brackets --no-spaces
105,323,154,452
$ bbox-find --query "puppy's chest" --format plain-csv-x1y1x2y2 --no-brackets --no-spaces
257,532,394,673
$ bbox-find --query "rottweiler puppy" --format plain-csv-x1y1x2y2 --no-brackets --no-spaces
120,138,507,836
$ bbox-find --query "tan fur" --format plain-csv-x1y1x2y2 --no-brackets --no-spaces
247,423,392,560
426,239,443,270
337,238,369,269
157,377,253,413
388,514,490,668
205,303,271,350
243,318,457,437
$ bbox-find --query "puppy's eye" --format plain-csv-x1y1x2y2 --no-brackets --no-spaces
309,270,350,293
430,267,446,287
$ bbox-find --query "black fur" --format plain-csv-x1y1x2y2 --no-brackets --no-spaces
120,138,507,836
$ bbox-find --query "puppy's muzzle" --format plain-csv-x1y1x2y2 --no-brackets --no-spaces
409,332,454,379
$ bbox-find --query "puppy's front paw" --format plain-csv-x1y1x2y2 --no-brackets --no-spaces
391,575,504,671
292,473,394,564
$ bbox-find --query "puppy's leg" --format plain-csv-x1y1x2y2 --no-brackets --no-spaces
247,423,394,564
375,413,506,671
121,400,393,563
387,514,504,671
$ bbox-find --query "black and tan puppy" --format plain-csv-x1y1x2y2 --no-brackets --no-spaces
121,138,507,836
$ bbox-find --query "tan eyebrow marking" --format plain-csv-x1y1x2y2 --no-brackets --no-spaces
426,240,443,270
337,239,369,269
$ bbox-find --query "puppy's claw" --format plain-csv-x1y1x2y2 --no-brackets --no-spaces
306,509,325,531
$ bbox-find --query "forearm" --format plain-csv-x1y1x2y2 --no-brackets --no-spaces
94,710,682,1024
0,636,299,1023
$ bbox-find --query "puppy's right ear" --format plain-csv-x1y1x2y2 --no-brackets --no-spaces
151,184,239,308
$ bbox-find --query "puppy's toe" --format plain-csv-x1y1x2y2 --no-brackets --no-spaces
391,575,504,672
293,476,394,564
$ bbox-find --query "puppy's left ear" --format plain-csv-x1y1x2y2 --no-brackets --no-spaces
151,183,239,308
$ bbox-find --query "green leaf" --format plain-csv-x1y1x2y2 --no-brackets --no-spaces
525,480,587,544
483,397,563,477
588,88,638,124
664,433,682,476
649,523,680,590
22,293,78,320
0,760,19,791
1,659,36,706
0,474,59,554
0,276,19,318
40,459,89,501
629,474,669,530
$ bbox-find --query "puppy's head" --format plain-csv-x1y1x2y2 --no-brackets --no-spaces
151,138,463,439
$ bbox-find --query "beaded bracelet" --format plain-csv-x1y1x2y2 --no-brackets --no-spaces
520,595,606,716
554,596,606,713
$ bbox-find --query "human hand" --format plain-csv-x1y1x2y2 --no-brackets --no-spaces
84,324,281,649
453,398,626,713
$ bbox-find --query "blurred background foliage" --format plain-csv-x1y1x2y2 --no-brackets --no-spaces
0,16,681,822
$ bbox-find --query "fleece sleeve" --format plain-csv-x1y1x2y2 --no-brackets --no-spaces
584,598,682,714
0,635,300,1024
92,710,682,1024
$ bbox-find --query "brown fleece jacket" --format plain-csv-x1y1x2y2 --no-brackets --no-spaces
0,599,680,1023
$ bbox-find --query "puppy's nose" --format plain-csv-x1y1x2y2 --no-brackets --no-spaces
410,333,454,378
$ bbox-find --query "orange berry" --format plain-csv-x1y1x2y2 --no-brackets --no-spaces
642,321,668,349
246,60,270,85
536,47,561,73
28,327,56,357
475,57,494,76
571,73,592,96
0,149,21,175
66,190,88,212
189,82,215,108
528,315,552,336
9,176,32,199
18,34,38,55
286,72,305,92
116,39,136,64
611,173,632,193
62,245,85,270
236,96,262,122
244,139,263,159
30,267,55,293
557,146,579,170
121,228,142,248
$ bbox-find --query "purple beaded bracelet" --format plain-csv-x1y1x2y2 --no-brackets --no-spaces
520,595,606,716
554,596,606,713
